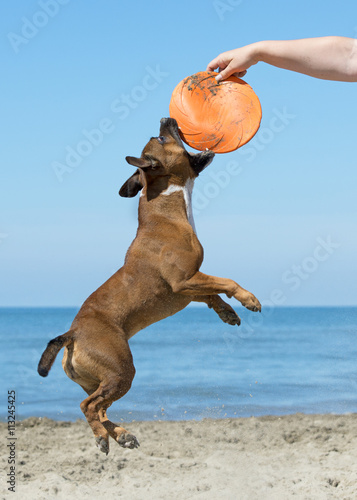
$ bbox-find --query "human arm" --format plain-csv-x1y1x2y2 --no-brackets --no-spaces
206,37,357,82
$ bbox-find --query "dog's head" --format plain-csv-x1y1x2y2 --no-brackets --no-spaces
119,118,215,198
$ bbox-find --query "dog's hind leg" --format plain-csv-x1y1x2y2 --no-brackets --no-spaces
192,295,241,326
80,370,138,454
77,335,138,454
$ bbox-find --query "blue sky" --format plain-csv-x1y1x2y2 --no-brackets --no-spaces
1,0,356,307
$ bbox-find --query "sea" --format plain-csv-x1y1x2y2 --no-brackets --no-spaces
1,306,356,422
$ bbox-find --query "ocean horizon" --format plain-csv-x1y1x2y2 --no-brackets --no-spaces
1,305,356,422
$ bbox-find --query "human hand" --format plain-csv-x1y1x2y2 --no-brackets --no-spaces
206,44,260,81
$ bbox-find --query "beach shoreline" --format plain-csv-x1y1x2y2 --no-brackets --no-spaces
1,413,356,500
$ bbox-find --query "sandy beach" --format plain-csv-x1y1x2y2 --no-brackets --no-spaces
1,413,356,499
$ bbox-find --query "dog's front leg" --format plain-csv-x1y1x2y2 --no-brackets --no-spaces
192,295,241,326
173,272,261,312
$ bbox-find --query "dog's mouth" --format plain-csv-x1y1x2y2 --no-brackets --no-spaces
160,117,185,149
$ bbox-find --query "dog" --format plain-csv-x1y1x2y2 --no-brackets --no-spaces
38,117,261,455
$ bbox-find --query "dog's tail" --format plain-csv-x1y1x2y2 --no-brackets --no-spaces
37,330,74,377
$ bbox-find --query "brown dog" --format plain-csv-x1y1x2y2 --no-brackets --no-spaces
38,118,261,455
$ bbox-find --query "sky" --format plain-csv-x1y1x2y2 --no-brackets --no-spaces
1,0,356,307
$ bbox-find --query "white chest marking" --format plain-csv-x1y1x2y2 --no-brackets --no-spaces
161,180,196,233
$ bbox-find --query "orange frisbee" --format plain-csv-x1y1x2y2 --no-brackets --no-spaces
169,71,262,153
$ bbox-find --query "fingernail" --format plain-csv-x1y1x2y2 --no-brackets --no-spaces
215,73,222,82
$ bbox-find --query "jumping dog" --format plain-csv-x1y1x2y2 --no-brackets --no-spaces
38,118,261,454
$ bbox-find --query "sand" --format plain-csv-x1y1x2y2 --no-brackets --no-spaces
1,413,356,500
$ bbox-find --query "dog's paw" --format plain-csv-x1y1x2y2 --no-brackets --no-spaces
95,436,109,455
236,291,262,312
117,433,140,449
218,307,241,326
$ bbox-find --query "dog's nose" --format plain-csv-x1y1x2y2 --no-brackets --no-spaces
160,117,178,128
159,117,184,148
160,117,169,125
160,117,179,136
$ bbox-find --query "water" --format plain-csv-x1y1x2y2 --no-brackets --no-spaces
1,306,356,422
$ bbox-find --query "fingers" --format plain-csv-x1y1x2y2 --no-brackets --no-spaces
234,69,247,78
207,53,246,82
215,62,236,81
207,45,257,82
206,56,222,72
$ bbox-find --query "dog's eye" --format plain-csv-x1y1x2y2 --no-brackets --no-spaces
157,136,166,144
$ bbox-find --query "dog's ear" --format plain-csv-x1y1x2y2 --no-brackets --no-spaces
126,155,161,171
119,169,143,198
188,151,215,176
126,156,152,169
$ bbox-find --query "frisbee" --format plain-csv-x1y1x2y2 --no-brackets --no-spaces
169,71,262,153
